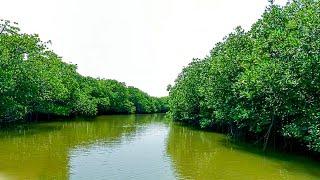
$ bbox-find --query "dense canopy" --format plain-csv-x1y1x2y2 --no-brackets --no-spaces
169,0,320,152
0,20,168,124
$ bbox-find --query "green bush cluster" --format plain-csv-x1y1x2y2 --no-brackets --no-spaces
0,20,168,123
169,0,320,152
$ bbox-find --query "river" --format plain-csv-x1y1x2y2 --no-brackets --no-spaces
0,114,319,179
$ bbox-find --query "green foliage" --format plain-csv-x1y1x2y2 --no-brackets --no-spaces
169,0,320,152
0,20,168,123
128,87,168,114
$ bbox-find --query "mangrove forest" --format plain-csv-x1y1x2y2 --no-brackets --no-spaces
0,0,320,179
168,0,320,154
0,19,168,125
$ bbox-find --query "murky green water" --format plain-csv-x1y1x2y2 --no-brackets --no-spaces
0,114,319,179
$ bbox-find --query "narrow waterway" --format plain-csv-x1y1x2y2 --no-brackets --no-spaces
0,114,319,179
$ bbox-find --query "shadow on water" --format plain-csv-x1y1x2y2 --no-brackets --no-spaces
0,114,164,139
0,123,63,139
218,136,320,178
0,114,163,180
166,122,320,180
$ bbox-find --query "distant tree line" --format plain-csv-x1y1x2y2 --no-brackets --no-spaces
0,20,168,124
168,0,320,153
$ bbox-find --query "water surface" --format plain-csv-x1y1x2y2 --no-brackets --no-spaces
0,114,319,179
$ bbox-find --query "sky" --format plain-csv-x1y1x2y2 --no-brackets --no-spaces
1,0,287,97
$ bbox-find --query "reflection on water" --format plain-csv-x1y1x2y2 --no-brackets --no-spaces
69,122,174,180
167,124,320,180
0,114,319,179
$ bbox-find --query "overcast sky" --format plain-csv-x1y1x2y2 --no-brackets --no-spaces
1,0,287,97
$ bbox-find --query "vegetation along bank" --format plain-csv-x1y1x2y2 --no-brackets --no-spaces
0,20,168,125
168,0,320,154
